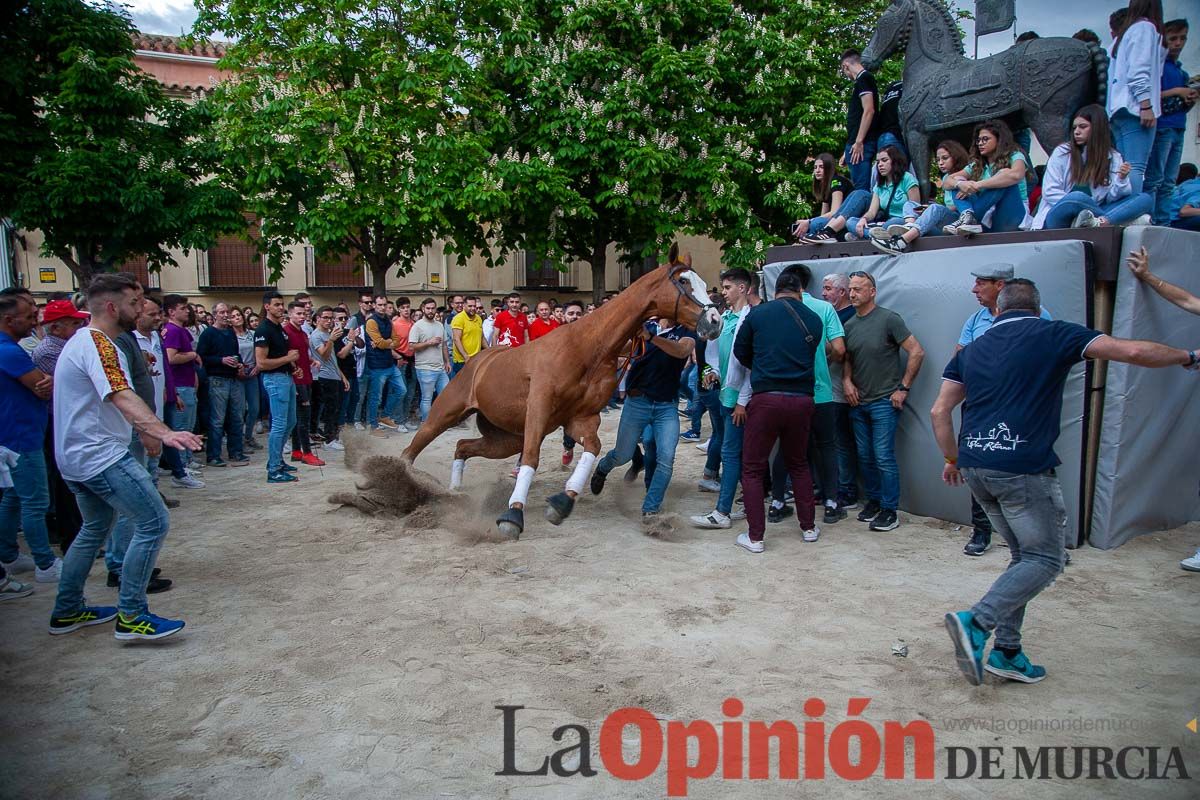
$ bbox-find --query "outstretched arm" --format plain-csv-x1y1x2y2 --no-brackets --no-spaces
1084,335,1195,369
1127,247,1200,315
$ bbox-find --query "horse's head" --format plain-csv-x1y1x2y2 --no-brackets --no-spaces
862,0,914,71
646,246,722,340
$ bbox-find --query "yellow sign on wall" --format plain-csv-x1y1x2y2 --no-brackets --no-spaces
39,268,57,283
430,272,441,284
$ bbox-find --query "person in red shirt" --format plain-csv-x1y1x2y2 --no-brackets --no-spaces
283,302,324,467
492,292,530,347
528,301,560,340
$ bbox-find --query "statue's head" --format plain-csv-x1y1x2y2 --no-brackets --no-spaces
863,0,914,70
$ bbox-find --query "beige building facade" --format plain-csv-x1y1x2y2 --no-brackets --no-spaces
4,35,728,309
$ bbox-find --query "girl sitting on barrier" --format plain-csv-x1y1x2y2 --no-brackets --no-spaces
800,145,919,244
871,140,970,256
941,120,1031,236
1032,104,1153,229
791,153,856,241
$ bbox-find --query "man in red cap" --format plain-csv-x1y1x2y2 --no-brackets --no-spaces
31,299,91,554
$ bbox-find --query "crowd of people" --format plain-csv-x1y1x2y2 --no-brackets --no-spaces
792,2,1198,255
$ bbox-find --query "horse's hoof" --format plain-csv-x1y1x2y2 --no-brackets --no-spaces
496,508,524,540
544,493,575,525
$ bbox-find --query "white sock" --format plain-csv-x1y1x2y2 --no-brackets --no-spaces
826,499,837,509
771,500,785,510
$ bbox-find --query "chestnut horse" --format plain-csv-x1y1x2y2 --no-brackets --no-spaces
401,250,722,537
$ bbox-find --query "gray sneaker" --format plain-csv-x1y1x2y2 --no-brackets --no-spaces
1,553,36,574
0,577,34,601
171,474,206,489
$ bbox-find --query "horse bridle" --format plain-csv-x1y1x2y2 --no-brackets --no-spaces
668,268,716,328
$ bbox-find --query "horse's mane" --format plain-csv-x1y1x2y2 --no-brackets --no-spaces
918,0,965,56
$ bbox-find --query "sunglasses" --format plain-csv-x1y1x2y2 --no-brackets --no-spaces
848,270,876,287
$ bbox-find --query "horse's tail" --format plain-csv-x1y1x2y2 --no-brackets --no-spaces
1087,42,1109,107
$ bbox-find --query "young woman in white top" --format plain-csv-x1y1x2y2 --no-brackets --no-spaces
1106,0,1166,195
1034,104,1152,229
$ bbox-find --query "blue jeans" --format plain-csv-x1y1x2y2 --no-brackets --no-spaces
716,403,744,515
207,375,246,461
850,398,900,510
825,189,873,234
844,140,877,192
596,395,680,514
1146,126,1185,224
415,367,450,421
0,447,55,569
339,371,358,426
168,385,198,467
699,388,725,478
1043,190,1154,229
963,468,1067,649
367,365,407,428
953,184,1027,232
107,446,157,575
54,452,170,618
904,202,958,236
1110,109,1156,195
682,364,702,434
242,375,261,442
876,131,908,160
261,372,297,474
833,402,859,503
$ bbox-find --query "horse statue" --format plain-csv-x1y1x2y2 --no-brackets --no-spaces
862,0,1108,198
401,244,723,538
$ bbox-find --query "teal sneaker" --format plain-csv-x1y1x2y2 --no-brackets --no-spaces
267,471,298,483
279,463,298,473
114,611,185,641
985,649,1047,684
944,610,990,685
49,605,119,635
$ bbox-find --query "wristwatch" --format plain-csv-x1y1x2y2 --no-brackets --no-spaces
897,384,910,392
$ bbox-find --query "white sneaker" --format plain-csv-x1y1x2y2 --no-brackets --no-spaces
185,467,203,478
1130,214,1151,226
1,553,36,574
690,510,731,529
1182,549,1200,572
697,478,720,493
0,577,34,600
730,507,747,521
735,532,764,554
354,422,365,431
171,474,206,489
696,439,710,452
324,440,345,451
34,557,62,583
803,526,821,543
1071,209,1099,228
397,424,411,433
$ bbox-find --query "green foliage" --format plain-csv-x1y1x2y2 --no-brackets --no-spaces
0,0,245,284
468,0,897,283
194,0,544,289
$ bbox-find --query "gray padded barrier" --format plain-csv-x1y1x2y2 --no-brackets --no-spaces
1091,226,1200,549
762,240,1092,542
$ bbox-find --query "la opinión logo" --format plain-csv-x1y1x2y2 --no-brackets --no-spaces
497,697,935,797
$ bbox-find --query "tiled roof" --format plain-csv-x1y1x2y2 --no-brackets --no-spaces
131,33,229,59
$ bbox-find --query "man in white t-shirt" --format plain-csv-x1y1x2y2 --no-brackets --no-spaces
49,273,201,643
408,298,452,422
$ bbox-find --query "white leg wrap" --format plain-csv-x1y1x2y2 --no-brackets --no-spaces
508,465,536,507
565,452,597,495
450,459,465,490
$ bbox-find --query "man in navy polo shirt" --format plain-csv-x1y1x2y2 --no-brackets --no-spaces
591,317,696,517
0,293,60,583
931,279,1198,687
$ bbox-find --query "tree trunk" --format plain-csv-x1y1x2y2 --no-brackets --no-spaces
58,248,96,289
371,265,387,297
589,223,608,306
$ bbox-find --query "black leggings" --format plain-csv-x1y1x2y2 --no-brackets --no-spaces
317,378,343,441
292,383,312,454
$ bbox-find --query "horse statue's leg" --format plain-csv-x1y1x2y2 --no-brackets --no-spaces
908,129,931,201
546,414,601,525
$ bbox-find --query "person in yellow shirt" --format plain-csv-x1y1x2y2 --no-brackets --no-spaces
450,295,486,377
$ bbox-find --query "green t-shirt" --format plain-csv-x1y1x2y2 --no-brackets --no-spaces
843,305,912,404
802,294,845,404
717,307,744,408
874,172,919,218
966,150,1029,203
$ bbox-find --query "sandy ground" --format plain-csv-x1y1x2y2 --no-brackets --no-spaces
1,411,1198,800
